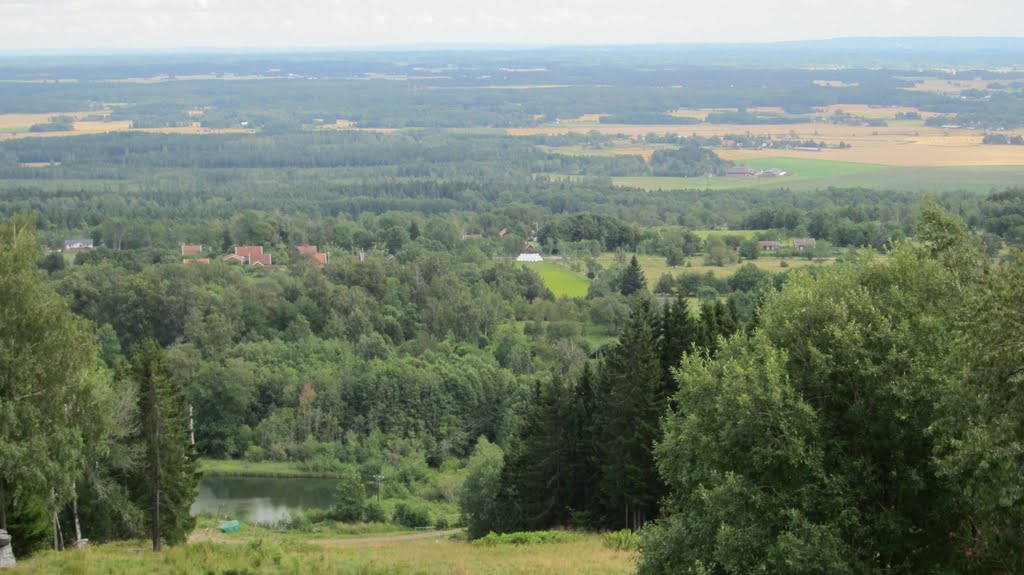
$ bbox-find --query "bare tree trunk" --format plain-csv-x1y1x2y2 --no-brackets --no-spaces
0,478,7,531
71,483,83,548
51,511,60,551
151,421,161,552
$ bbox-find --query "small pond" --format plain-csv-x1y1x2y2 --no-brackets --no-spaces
190,475,337,524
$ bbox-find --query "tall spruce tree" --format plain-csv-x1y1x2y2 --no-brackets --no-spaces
620,255,648,296
658,293,699,402
596,297,663,530
493,376,572,532
126,341,198,551
564,363,601,524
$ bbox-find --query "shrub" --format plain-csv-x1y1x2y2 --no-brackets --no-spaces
603,529,638,551
434,517,449,529
392,502,431,528
363,501,388,523
331,467,367,522
472,530,581,546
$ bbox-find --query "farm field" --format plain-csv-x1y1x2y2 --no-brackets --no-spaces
513,108,1024,179
594,253,830,282
611,162,1024,192
0,111,257,140
523,260,590,298
613,157,890,191
9,532,635,575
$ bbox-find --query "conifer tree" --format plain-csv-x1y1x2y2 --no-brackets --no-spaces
493,376,572,532
126,341,198,551
620,255,648,296
595,297,663,530
564,363,601,522
659,293,698,401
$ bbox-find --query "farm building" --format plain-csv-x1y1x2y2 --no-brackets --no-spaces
726,166,758,177
793,238,817,251
758,241,780,252
760,168,788,177
516,253,543,262
180,243,202,255
63,237,94,250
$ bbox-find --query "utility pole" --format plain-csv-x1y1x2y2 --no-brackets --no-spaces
372,475,385,502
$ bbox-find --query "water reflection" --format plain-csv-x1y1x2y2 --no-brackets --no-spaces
191,475,337,523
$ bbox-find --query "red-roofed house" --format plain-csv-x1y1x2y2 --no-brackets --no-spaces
180,243,203,256
234,245,264,258
183,258,210,265
313,253,328,267
248,252,272,266
462,234,482,240
297,245,318,255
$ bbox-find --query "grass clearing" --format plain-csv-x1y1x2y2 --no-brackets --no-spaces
524,261,590,298
11,533,635,574
612,156,888,190
199,458,348,479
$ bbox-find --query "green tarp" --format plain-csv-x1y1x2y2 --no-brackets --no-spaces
218,520,240,534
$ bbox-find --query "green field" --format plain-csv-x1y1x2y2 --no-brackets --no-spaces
199,458,348,479
10,532,635,575
612,157,890,191
612,161,1024,192
524,261,590,298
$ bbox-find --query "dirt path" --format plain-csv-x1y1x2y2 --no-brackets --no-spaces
190,528,463,546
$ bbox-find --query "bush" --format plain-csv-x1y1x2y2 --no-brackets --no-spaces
434,517,449,529
392,502,431,528
603,529,638,551
472,530,581,546
363,501,388,523
243,445,266,462
331,467,367,522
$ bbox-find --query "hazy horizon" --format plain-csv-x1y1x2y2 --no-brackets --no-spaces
1,0,1021,52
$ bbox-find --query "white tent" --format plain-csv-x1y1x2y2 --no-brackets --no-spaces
516,253,543,262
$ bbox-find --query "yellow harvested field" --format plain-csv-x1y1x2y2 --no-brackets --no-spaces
0,112,92,130
512,119,1024,167
817,104,939,119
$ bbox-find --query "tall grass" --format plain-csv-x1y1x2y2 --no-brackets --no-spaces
11,533,635,574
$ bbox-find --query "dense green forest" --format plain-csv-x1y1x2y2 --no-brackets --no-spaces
4,46,1024,572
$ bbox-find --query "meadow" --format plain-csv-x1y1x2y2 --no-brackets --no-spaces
9,532,635,575
522,260,590,298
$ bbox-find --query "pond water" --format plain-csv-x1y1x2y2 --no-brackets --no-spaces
190,475,337,524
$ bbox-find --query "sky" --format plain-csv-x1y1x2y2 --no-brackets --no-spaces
0,0,1020,52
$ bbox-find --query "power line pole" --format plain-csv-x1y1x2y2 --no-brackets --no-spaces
372,475,385,502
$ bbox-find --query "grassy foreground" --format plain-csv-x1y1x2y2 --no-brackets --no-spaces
10,533,635,575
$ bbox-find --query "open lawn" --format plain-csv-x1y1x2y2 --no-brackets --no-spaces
524,261,590,298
